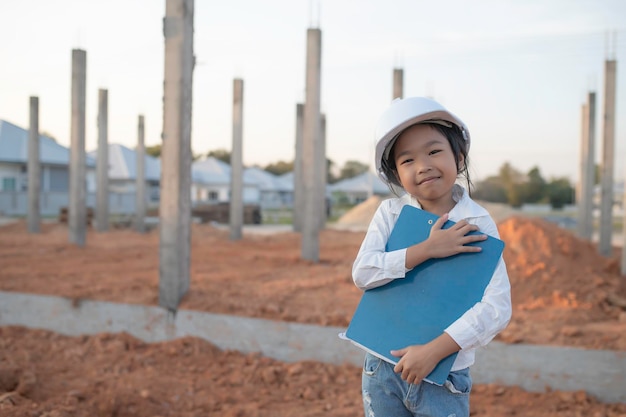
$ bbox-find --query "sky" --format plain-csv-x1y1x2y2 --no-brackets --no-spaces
1,0,625,183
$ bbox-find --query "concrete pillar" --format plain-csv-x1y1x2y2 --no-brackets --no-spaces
301,28,322,262
229,78,244,240
95,89,109,232
293,103,304,232
393,68,404,100
135,115,146,233
598,60,617,256
69,49,87,247
317,113,327,231
159,0,194,311
577,92,596,240
27,96,40,233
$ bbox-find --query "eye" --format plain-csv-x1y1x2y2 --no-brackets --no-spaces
399,158,413,165
429,149,442,156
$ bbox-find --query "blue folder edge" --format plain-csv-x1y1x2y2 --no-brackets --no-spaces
340,205,504,385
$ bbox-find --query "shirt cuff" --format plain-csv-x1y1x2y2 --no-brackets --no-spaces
385,248,408,279
445,317,481,350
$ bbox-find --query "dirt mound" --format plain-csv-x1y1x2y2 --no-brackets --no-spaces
2,326,625,417
2,215,626,415
497,216,626,348
336,195,385,227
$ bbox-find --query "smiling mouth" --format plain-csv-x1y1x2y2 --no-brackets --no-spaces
418,176,439,185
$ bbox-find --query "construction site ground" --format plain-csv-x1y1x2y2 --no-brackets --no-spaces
1,203,626,416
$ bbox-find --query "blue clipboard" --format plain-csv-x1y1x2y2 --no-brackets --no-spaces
343,205,504,385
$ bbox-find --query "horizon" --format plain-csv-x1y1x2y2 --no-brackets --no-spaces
1,0,625,183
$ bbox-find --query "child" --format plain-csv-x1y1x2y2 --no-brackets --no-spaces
352,97,511,417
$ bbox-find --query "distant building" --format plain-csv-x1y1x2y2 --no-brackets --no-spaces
88,143,161,204
328,171,391,205
245,166,293,209
191,157,261,205
0,119,96,216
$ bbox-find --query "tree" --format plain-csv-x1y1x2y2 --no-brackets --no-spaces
207,149,231,164
546,177,574,209
264,160,294,175
146,144,162,158
146,144,201,160
521,166,546,204
338,160,369,181
498,162,525,207
473,176,508,203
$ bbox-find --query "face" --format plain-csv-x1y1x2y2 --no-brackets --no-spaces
392,124,462,215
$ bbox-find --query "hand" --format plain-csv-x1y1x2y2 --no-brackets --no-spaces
390,333,461,385
390,344,440,384
426,213,487,259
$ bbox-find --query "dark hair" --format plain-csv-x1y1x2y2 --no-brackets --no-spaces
379,122,473,195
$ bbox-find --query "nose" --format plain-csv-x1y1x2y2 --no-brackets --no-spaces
416,156,432,174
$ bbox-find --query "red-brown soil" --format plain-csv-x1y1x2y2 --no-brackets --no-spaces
1,216,625,416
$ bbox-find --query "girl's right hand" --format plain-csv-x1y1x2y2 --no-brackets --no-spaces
404,213,487,270
426,213,487,259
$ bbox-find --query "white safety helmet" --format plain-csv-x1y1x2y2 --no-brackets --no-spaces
374,97,470,182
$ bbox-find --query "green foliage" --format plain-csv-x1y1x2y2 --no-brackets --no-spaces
338,160,369,181
264,160,294,175
207,149,231,164
145,144,162,158
474,163,574,209
546,177,575,210
472,176,507,203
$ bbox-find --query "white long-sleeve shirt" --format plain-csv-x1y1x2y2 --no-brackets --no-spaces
352,185,512,371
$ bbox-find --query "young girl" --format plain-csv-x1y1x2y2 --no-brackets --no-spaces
352,97,511,417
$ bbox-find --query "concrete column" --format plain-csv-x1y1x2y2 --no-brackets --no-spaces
301,28,322,262
393,68,404,100
69,49,87,246
317,113,327,231
135,115,146,233
598,60,617,256
229,78,244,240
293,103,304,232
577,92,596,240
95,89,109,232
159,0,194,311
27,96,40,233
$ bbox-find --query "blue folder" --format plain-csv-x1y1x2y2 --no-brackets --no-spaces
343,205,504,385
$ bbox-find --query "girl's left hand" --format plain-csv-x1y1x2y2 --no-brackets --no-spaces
390,344,439,384
390,333,461,384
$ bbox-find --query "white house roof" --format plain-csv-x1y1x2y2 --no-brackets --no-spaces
245,167,293,192
88,143,161,182
192,156,260,187
0,119,95,166
329,171,390,195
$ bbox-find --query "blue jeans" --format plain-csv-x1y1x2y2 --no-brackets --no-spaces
361,353,471,417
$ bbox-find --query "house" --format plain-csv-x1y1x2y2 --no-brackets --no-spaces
245,166,293,209
191,157,261,205
0,119,96,216
88,143,161,204
328,170,391,205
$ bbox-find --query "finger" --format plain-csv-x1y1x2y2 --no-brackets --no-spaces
432,213,449,231
390,348,406,357
456,222,480,234
462,233,488,244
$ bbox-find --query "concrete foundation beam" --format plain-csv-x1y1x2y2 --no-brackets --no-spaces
0,291,624,403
